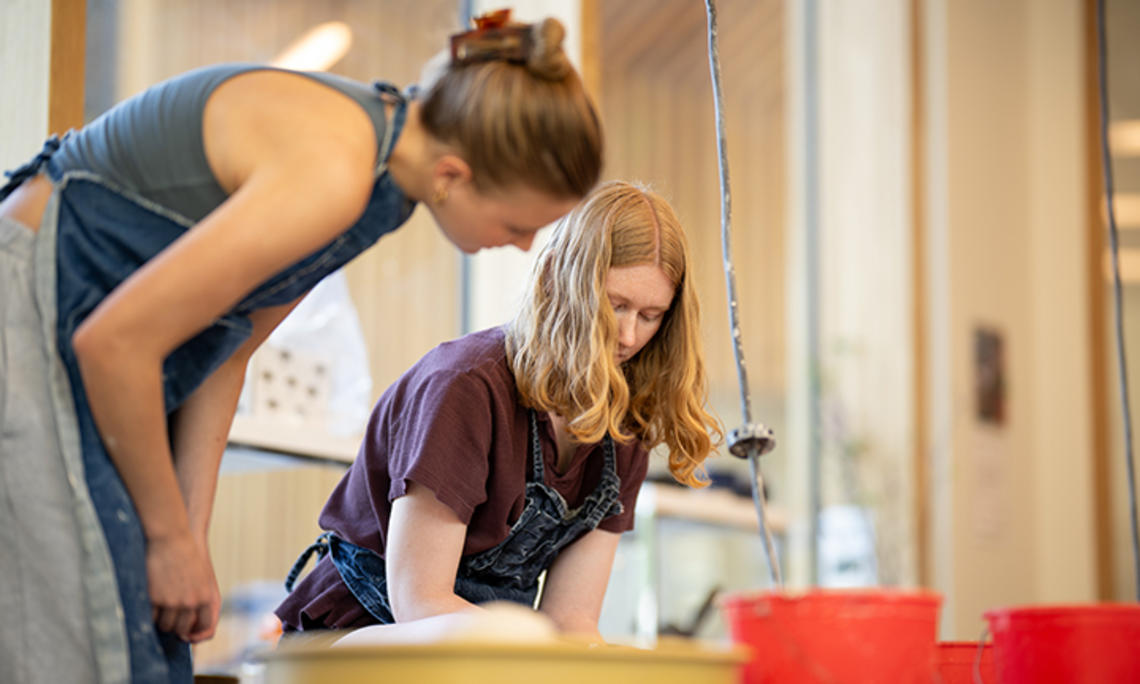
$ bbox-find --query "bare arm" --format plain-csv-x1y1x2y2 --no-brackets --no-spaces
384,481,479,621
537,528,621,639
171,297,304,541
166,297,302,642
329,483,484,646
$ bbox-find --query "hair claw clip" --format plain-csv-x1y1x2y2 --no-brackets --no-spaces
473,8,512,31
450,8,532,65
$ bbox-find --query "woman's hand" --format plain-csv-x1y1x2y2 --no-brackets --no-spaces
146,530,221,643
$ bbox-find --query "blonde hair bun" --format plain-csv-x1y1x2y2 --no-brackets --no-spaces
527,18,571,81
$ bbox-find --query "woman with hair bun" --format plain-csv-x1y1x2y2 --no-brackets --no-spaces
0,11,600,683
276,180,722,642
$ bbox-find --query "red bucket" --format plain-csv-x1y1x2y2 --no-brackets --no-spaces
984,603,1140,683
721,589,942,683
935,641,993,684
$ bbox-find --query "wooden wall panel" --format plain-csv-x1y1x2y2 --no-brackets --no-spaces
599,0,786,432
207,462,347,599
197,459,347,667
49,0,86,135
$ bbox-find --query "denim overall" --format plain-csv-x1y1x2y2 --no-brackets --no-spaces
2,83,413,683
286,410,623,623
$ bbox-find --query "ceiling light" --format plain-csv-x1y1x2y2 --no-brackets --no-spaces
271,21,353,72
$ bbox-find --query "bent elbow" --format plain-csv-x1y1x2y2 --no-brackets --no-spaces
387,586,420,624
70,315,150,378
70,316,107,364
387,583,466,624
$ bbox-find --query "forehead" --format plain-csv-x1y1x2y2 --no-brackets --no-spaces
605,264,675,308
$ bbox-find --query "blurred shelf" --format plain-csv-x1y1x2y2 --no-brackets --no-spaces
639,482,787,533
226,419,786,533
227,413,360,463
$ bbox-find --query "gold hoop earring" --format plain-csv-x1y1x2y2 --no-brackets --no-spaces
432,186,448,205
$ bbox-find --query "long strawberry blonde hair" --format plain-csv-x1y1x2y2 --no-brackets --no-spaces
505,180,721,487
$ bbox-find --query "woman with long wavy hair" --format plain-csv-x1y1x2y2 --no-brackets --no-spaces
277,180,721,641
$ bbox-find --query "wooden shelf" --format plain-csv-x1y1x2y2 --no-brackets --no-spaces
227,413,361,463
639,482,787,533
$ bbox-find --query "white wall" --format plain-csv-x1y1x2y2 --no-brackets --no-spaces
790,0,1097,637
924,0,1096,638
785,0,916,590
0,1,52,167
817,0,916,588
1025,0,1096,606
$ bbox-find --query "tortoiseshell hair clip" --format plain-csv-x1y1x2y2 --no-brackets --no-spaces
450,8,533,65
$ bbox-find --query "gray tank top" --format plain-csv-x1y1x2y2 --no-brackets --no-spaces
50,63,392,223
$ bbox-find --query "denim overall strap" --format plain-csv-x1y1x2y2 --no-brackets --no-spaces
285,532,333,592
371,81,402,178
284,532,398,623
529,408,547,483
0,135,61,201
576,430,622,530
326,535,397,623
456,410,622,594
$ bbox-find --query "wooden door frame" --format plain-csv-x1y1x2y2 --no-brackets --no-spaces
49,0,86,135
1084,0,1114,601
910,0,930,589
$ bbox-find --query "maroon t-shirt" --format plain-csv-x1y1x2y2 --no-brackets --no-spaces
275,326,650,630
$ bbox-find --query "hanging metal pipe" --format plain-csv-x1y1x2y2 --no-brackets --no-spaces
703,0,783,589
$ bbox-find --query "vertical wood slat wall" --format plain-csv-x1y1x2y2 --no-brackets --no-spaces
206,462,348,606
